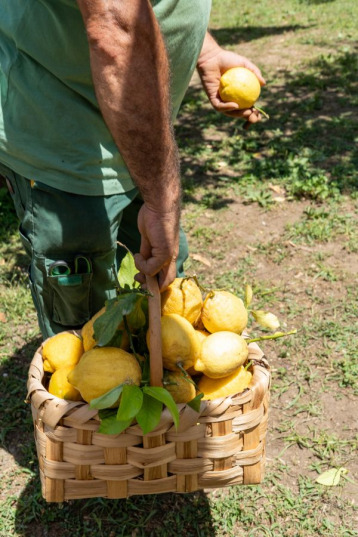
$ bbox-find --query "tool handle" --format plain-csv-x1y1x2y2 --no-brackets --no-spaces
146,275,163,387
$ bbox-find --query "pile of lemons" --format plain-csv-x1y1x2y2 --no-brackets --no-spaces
43,277,253,406
159,278,252,401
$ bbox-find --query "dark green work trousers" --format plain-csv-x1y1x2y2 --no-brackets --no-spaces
2,166,188,338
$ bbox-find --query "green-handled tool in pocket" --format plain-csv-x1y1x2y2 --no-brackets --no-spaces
48,256,92,285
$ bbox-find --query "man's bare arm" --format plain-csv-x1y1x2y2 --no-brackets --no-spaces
77,0,181,287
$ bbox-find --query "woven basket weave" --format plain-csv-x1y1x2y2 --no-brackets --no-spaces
27,277,270,502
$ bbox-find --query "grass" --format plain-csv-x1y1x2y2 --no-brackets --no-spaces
1,0,358,535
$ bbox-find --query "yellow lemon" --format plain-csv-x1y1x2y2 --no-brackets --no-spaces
81,307,105,351
48,366,83,401
81,307,130,352
161,277,203,325
201,290,248,334
219,67,261,109
67,347,141,405
198,366,252,400
194,331,248,379
154,313,201,371
164,370,196,404
186,329,210,376
42,332,84,372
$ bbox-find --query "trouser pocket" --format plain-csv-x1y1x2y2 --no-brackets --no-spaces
29,254,94,337
47,271,92,327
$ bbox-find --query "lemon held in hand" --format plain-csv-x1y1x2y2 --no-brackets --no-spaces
219,67,261,109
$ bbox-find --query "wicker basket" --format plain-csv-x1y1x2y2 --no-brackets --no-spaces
27,277,270,502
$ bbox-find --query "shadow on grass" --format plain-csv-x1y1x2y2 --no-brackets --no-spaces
15,481,214,537
211,24,311,46
176,47,358,204
299,0,336,4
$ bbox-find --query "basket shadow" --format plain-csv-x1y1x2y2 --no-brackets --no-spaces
14,476,215,536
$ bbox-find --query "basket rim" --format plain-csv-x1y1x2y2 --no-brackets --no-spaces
27,337,270,432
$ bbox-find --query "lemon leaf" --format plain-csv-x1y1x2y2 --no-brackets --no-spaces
116,385,143,422
143,386,180,430
93,298,124,347
136,393,163,435
94,294,143,347
98,408,116,420
98,413,132,435
244,284,253,308
252,310,280,331
106,329,126,349
316,467,348,486
89,383,124,409
187,393,204,413
118,251,140,289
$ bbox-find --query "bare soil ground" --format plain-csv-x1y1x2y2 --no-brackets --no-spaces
182,192,358,503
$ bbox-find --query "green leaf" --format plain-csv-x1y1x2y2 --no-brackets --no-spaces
98,414,132,435
116,384,143,422
93,298,124,347
316,467,348,486
187,392,204,413
89,384,124,409
118,251,140,289
98,408,117,420
143,386,179,430
136,393,163,435
107,329,126,348
94,294,143,346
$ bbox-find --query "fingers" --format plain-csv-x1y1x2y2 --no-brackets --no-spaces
241,58,266,86
222,107,261,125
157,259,177,290
134,204,180,291
210,98,240,112
134,253,177,291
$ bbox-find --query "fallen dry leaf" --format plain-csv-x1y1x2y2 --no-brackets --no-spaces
191,253,212,267
0,312,7,323
268,184,286,195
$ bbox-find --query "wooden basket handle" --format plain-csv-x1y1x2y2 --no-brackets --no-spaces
146,275,163,387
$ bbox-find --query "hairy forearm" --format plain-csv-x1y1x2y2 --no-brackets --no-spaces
77,0,181,213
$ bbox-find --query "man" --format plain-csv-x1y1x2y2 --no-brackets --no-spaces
0,0,264,338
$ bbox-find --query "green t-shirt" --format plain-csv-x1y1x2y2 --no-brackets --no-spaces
0,0,211,195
